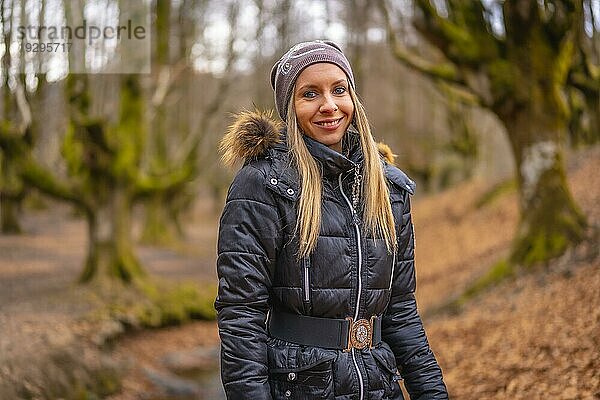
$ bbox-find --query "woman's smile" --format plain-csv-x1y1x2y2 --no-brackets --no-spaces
314,116,344,129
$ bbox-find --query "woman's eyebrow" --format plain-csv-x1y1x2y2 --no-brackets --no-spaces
296,83,317,93
331,79,347,86
296,79,348,93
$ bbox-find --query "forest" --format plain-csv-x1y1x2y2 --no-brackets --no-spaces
0,0,598,399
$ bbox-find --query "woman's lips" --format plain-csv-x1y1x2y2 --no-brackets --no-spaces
313,117,343,130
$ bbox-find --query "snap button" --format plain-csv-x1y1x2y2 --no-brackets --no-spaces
284,389,292,397
286,188,295,196
287,372,296,381
270,178,278,185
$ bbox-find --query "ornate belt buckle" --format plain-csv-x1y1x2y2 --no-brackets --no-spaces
344,316,375,352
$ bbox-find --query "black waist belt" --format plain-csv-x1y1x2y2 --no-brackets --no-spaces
268,310,382,351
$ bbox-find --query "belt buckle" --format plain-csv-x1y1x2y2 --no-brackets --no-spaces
344,316,375,352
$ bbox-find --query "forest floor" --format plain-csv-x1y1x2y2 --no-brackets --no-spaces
0,145,599,399
414,144,600,399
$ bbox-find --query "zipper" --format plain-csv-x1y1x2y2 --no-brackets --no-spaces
351,350,363,400
303,256,310,303
338,172,364,400
338,172,363,322
389,250,396,291
384,249,396,310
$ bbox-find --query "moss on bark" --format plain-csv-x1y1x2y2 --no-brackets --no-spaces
510,162,587,266
0,196,22,233
140,193,179,245
63,74,150,284
402,0,591,268
87,278,217,330
460,259,515,304
475,178,517,209
134,280,217,326
79,182,144,283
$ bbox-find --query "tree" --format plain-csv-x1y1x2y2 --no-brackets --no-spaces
380,0,595,266
568,0,600,146
193,1,242,206
61,0,194,281
1,1,193,283
0,0,32,233
140,0,199,245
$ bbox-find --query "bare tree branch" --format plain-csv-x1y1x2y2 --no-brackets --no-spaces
194,1,241,156
379,0,488,107
150,59,189,114
14,81,31,133
378,0,462,83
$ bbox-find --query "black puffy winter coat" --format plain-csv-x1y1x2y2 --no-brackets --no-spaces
215,112,448,400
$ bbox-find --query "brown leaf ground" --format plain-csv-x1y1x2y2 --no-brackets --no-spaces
417,145,600,399
1,146,598,399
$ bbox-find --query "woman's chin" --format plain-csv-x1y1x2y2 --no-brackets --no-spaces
308,131,345,148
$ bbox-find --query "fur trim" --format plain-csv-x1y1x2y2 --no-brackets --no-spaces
220,110,397,167
377,142,396,165
220,109,283,167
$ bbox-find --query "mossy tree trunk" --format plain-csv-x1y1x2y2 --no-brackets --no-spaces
0,194,22,234
381,0,592,266
58,1,144,283
141,0,176,245
66,73,146,283
80,186,143,283
499,102,586,265
0,123,31,237
0,12,25,234
141,193,181,245
445,100,478,185
0,2,196,285
1,71,190,284
0,150,24,233
497,2,587,265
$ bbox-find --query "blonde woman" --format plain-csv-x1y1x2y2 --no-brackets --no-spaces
216,40,448,400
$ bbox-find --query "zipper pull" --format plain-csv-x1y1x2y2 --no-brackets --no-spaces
351,164,362,225
352,212,361,226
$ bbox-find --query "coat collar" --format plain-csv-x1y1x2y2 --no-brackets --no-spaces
221,109,415,196
302,129,362,178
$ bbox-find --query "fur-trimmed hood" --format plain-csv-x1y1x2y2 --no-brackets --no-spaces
220,109,415,194
220,109,284,167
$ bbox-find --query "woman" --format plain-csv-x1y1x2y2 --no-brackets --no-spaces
216,40,448,400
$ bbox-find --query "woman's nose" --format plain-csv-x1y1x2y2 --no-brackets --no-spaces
319,95,338,113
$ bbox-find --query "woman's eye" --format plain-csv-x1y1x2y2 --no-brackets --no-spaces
333,86,347,95
303,90,317,99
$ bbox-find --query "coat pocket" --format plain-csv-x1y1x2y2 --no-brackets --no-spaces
269,355,336,400
372,346,404,400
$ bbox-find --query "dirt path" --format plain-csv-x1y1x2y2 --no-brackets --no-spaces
0,203,218,307
0,201,221,399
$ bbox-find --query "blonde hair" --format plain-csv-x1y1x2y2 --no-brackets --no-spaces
288,85,397,258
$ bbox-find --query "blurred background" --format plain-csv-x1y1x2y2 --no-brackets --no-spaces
0,0,598,399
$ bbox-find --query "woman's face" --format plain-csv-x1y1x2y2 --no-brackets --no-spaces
293,63,354,153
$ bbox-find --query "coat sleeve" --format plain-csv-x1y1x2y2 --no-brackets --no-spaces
215,164,280,400
381,190,449,399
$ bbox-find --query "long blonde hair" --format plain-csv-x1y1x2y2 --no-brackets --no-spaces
288,85,397,258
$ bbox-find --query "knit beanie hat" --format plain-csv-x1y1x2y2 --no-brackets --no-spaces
270,40,355,121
